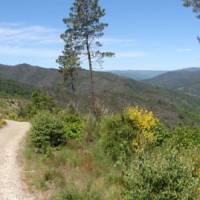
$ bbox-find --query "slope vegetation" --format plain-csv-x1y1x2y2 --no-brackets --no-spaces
146,68,200,97
0,77,35,119
0,64,200,125
0,64,62,88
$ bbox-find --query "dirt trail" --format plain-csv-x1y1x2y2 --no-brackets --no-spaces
0,120,35,200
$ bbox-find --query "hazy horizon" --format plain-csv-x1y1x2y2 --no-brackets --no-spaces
2,62,200,72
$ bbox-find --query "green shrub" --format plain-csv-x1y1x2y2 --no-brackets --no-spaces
62,114,83,140
170,127,200,147
100,107,167,166
19,91,57,119
100,114,134,165
153,123,170,146
31,112,66,153
122,150,199,200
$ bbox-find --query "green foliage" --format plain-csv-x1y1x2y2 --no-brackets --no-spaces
183,0,200,18
30,112,66,153
0,97,26,120
19,91,57,118
62,0,114,114
2,64,200,125
0,78,35,98
153,123,170,146
23,105,200,199
63,0,114,63
100,114,134,165
31,91,56,110
168,127,200,148
122,150,199,200
62,114,83,140
57,33,80,94
100,107,161,165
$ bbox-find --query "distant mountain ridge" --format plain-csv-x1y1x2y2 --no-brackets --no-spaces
0,63,62,88
110,70,167,80
146,67,200,97
0,63,200,125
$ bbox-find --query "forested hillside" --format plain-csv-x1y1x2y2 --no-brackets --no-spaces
1,64,200,125
0,77,36,97
0,64,62,88
146,68,200,97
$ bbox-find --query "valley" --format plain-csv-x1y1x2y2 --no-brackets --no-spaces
146,68,200,97
1,64,200,125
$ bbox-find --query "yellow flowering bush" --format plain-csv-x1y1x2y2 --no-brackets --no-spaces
125,106,157,130
125,106,159,152
100,106,160,164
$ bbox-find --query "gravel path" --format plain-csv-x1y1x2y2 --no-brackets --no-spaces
0,120,35,200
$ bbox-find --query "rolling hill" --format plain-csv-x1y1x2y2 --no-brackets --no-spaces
111,70,166,80
0,64,200,125
146,68,200,97
0,63,62,88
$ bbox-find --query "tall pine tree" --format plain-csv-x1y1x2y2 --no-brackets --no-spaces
57,33,80,94
62,0,114,115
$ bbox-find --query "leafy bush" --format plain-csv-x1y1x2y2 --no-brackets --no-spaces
23,105,200,199
122,150,199,200
100,114,134,165
124,107,158,152
31,112,66,153
100,107,160,164
19,91,57,119
170,127,200,147
62,114,83,140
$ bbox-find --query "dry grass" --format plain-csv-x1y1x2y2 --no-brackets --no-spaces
0,97,19,119
22,137,123,200
0,118,7,128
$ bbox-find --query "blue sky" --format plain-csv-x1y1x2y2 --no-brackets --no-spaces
0,0,200,70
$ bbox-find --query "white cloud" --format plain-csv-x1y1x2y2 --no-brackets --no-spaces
0,45,60,59
0,23,136,47
0,22,62,45
0,22,62,63
0,22,144,66
176,48,192,52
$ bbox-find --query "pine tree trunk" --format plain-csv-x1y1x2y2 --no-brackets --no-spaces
70,73,76,109
86,39,96,115
71,74,75,94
